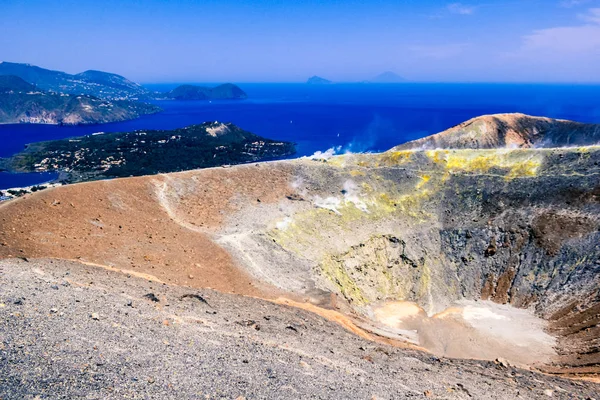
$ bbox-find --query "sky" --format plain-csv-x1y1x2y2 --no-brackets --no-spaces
1,0,600,83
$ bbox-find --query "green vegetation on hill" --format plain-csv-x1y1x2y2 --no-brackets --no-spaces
0,75,36,92
2,122,295,182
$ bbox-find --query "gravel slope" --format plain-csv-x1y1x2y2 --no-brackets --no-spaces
1,258,598,399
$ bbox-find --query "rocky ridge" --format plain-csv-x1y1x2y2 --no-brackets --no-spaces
394,113,600,150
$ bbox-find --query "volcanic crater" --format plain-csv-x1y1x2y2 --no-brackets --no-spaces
1,114,599,386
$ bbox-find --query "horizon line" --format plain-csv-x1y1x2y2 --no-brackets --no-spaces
140,80,600,85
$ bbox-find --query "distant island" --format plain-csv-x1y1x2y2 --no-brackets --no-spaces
368,71,406,83
0,122,295,183
305,73,407,84
165,83,247,100
0,62,250,102
0,75,160,125
0,62,251,124
306,76,332,85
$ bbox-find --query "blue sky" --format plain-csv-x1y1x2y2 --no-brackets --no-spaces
1,0,599,83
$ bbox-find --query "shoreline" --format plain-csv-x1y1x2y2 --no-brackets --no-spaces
0,178,62,202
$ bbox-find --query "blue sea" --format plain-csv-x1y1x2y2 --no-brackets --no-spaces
1,83,599,189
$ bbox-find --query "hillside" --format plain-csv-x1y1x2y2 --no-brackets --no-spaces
165,83,247,100
1,122,295,182
0,62,154,100
5,258,597,399
0,75,35,92
0,75,161,125
394,113,600,150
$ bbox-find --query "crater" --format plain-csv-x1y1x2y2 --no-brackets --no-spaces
1,144,599,378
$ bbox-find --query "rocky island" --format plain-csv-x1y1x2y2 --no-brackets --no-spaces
0,75,161,125
306,75,332,84
0,121,295,183
368,71,406,83
164,83,247,100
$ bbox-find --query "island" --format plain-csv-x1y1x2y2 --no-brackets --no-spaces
306,75,332,84
0,75,161,125
0,62,250,102
165,83,247,100
0,122,295,183
368,71,406,83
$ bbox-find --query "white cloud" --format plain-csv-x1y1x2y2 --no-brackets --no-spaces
447,3,475,15
579,7,600,23
523,25,600,52
560,0,593,8
521,8,600,53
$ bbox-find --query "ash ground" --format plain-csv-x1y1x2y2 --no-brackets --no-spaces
1,259,598,399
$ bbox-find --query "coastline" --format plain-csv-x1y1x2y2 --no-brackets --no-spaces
0,177,61,202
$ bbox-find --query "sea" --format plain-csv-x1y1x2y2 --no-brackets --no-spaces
1,83,599,190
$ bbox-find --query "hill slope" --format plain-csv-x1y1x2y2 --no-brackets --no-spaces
394,113,600,150
0,75,160,125
4,258,596,399
0,62,154,100
0,75,36,92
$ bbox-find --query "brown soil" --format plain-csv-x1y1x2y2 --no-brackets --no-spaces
0,164,293,300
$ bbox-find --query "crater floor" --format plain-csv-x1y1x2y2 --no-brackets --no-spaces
373,300,556,367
